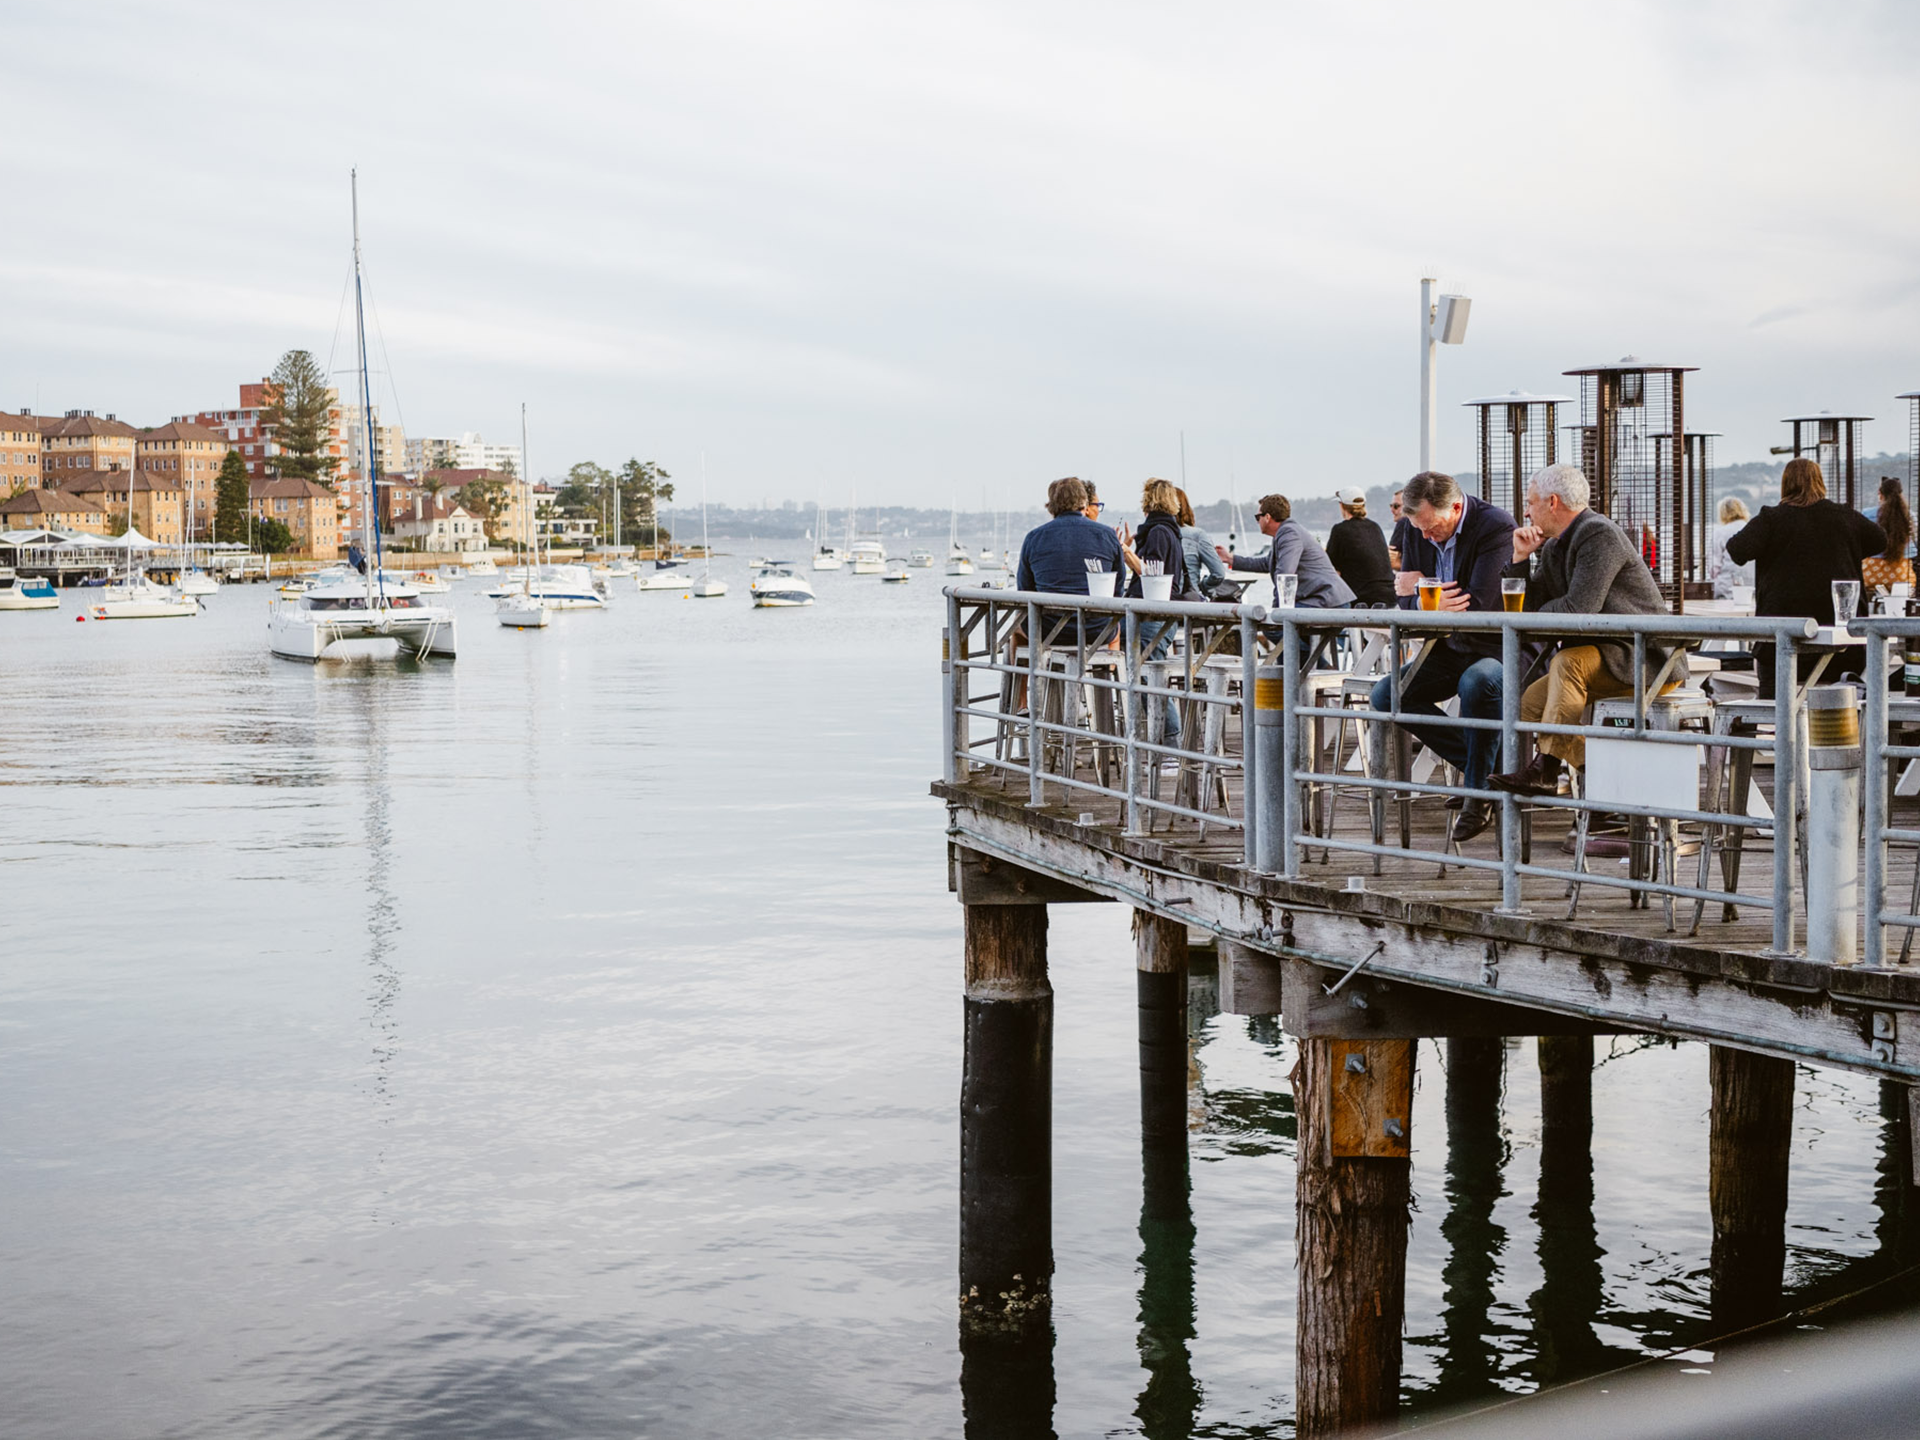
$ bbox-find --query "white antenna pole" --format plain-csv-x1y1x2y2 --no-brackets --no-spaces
1419,275,1438,473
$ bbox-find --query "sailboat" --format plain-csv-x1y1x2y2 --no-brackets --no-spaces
637,490,691,592
691,455,727,597
498,406,550,628
945,502,973,576
268,172,457,661
811,502,842,570
88,480,197,620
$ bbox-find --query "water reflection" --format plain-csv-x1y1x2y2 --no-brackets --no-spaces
1431,1038,1509,1402
1132,995,1204,1439
960,1327,1056,1440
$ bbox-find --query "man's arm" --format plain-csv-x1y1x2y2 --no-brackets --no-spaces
1228,545,1268,573
1016,535,1037,592
1456,519,1517,611
1724,510,1766,567
1268,526,1307,578
1533,522,1629,614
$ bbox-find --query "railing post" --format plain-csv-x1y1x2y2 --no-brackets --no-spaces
1804,683,1862,966
1499,621,1522,912
944,590,963,783
1124,605,1143,835
1281,619,1302,879
1863,630,1888,969
1256,661,1284,873
1771,631,1798,955
1242,612,1261,871
1027,600,1044,808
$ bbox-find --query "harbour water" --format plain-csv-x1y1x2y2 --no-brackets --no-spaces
1,561,1914,1438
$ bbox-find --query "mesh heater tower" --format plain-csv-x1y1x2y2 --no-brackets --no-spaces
1902,391,1920,521
1654,430,1719,597
1563,356,1700,608
1782,410,1872,509
1463,389,1573,519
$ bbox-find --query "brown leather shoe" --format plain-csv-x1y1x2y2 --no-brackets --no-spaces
1488,753,1562,797
1450,799,1495,843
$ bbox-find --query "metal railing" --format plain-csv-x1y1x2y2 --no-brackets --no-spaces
1855,615,1920,969
943,587,1882,959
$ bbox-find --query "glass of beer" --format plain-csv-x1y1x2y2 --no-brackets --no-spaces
1418,577,1443,611
1501,577,1525,612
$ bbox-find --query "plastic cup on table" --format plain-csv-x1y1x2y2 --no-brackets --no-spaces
1832,579,1861,627
1274,573,1298,608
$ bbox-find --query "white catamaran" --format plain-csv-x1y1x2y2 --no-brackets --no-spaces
268,172,457,662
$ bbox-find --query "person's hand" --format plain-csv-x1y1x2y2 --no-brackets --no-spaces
1512,525,1545,562
1215,545,1231,562
1438,582,1472,612
1387,546,1400,570
1395,569,1424,597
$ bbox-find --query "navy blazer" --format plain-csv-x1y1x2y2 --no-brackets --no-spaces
1397,495,1517,660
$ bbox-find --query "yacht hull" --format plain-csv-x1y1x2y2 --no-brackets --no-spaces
268,605,458,660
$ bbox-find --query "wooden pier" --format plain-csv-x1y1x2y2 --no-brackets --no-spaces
935,590,1920,1437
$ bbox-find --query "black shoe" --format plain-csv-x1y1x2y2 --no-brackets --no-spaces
1444,794,1464,810
1488,753,1562,797
1451,799,1494,844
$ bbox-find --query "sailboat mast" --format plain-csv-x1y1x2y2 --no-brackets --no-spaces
350,170,381,605
700,451,711,579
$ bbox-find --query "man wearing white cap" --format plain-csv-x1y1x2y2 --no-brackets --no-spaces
1325,487,1397,607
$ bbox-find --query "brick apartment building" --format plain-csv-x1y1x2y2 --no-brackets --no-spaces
250,477,340,559
0,485,107,533
0,410,41,494
65,467,187,544
37,410,137,481
137,420,233,542
191,381,351,484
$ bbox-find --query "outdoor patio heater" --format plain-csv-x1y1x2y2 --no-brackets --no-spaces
1898,391,1919,520
1462,389,1572,519
1654,429,1719,592
1563,355,1700,609
1782,410,1871,509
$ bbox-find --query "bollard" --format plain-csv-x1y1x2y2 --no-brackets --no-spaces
1805,683,1861,966
1254,664,1284,872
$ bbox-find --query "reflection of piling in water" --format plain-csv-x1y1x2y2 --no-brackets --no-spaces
959,903,1053,1340
959,1325,1056,1440
1434,1037,1506,1402
1708,1046,1795,1332
1132,912,1199,1439
1530,1035,1610,1382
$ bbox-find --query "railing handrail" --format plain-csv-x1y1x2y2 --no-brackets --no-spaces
944,584,1265,625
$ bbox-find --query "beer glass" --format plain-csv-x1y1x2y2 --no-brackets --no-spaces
1832,579,1861,626
1418,577,1443,611
1501,578,1525,612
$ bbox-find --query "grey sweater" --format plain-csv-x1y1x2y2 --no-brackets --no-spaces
1228,519,1356,609
1519,508,1670,686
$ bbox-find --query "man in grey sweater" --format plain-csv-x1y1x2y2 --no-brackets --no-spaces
1486,464,1673,797
1215,493,1355,609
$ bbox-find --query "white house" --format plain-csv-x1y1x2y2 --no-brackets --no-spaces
393,493,488,553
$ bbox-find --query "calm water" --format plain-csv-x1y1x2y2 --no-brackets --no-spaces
1,557,1914,1439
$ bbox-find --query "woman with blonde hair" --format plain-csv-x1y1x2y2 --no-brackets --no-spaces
1706,495,1754,599
1727,457,1884,694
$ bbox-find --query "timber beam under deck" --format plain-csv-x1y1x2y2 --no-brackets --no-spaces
936,781,1920,1082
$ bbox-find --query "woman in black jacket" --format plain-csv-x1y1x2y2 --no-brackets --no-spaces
1726,456,1884,694
1324,487,1397,606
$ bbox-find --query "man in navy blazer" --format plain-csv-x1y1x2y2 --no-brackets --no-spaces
1368,470,1519,842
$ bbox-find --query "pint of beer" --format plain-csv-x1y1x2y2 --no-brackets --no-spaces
1418,578,1443,611
1501,578,1525,612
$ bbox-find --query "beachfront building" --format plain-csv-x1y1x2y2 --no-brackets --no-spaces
391,493,487,553
0,411,42,494
406,433,522,478
137,421,234,542
191,382,350,484
250,477,341,559
64,467,187,544
338,403,406,479
38,410,137,482
0,485,108,533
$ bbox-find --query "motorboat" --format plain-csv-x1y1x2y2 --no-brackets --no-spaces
531,563,609,608
0,568,58,610
87,574,200,620
269,573,457,659
881,561,911,584
636,557,692,593
812,545,843,571
849,539,885,574
908,549,935,568
176,569,220,597
280,563,350,596
977,546,1003,572
382,568,450,594
750,567,815,608
464,556,499,577
945,543,974,577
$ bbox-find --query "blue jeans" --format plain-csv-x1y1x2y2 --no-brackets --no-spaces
1135,619,1181,746
1369,652,1503,791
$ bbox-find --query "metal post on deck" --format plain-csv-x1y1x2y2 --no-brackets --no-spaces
1124,606,1143,836
1499,622,1522,912
1805,683,1861,966
944,593,961,785
1771,633,1799,955
1864,632,1888,969
1241,612,1261,871
1026,600,1044,808
1281,620,1303,880
1255,661,1284,874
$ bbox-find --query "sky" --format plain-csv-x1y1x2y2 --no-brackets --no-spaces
4,0,1918,506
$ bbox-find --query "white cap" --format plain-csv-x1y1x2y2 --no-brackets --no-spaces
1333,486,1367,505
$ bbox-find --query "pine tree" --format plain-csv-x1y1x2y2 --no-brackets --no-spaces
213,449,251,544
258,349,339,486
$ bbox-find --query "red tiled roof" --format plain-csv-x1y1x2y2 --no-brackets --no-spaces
0,486,105,515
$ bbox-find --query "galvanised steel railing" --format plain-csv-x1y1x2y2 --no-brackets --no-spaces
944,587,1853,958
1854,615,1920,969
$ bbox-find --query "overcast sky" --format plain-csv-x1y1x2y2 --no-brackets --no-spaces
6,1,1918,506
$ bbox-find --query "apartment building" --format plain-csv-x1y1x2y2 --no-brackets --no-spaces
406,433,522,477
0,485,108,533
392,492,488,553
0,410,42,494
338,403,406,477
39,410,137,480
250,477,341,559
137,421,233,542
64,467,186,544
191,381,350,483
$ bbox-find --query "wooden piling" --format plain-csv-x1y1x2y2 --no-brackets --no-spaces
1537,1035,1593,1143
1136,911,1190,1216
1532,1035,1608,1381
960,904,1053,1339
1435,1038,1505,1402
1708,1045,1795,1331
1294,1036,1414,1438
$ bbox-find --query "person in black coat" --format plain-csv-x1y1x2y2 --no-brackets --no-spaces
1726,457,1884,696
1325,487,1397,606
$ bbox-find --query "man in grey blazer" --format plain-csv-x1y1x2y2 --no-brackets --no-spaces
1486,464,1673,798
1215,493,1355,609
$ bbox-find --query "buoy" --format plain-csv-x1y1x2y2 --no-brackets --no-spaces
75,614,86,623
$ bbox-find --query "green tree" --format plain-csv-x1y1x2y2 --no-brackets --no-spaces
213,449,250,544
258,349,339,487
558,460,612,520
252,517,295,553
459,470,512,540
616,459,673,547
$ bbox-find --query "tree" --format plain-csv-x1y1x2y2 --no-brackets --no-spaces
459,471,512,540
258,349,339,487
559,461,612,519
252,517,294,553
617,459,673,547
213,449,250,544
